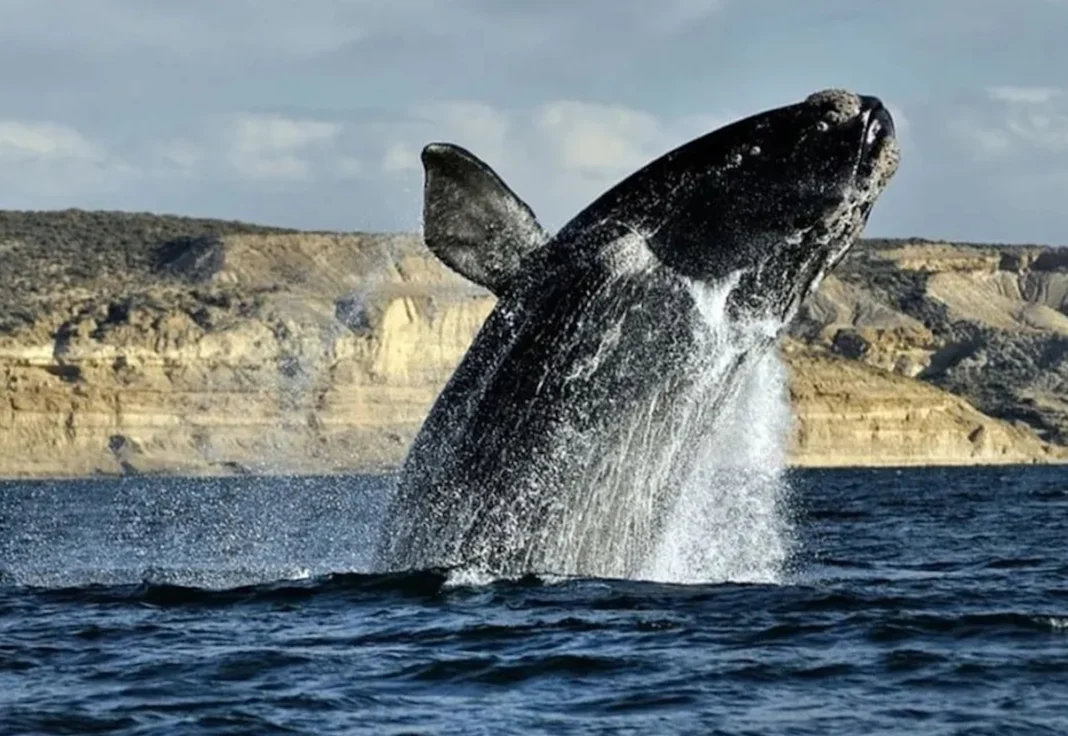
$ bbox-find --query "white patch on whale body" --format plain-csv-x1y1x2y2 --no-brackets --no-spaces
562,230,657,384
565,317,623,384
597,224,658,274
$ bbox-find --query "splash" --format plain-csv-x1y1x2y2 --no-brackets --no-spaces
440,271,796,584
382,255,798,585
637,277,795,584
545,274,795,584
0,475,386,590
643,339,794,584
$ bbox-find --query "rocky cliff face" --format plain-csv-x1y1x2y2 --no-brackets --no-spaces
784,341,1062,467
792,240,1068,450
0,211,1064,477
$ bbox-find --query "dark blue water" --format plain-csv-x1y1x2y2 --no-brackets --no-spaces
2,467,1067,735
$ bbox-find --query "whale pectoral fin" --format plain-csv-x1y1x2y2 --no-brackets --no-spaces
422,142,549,295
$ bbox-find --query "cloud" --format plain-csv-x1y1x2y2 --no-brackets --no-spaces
380,143,419,174
948,86,1068,161
412,102,512,167
653,0,725,31
947,118,1014,160
374,99,729,228
60,93,736,231
1,0,1067,244
224,114,342,182
0,0,721,68
902,84,1068,244
535,102,663,176
988,86,1062,104
0,0,367,56
1005,112,1068,153
151,139,204,176
0,119,137,202
0,121,104,162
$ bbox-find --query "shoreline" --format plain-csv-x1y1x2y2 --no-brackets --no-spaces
2,458,1065,484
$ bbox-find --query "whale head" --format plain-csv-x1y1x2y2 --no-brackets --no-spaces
557,88,901,319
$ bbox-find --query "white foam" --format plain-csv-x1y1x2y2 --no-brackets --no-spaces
545,272,795,583
1046,617,1068,631
640,277,794,584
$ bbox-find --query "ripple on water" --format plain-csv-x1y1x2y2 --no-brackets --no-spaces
1,468,1067,734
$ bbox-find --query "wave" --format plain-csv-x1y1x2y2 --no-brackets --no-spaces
1,566,773,609
6,566,1067,648
9,570,454,607
867,611,1068,641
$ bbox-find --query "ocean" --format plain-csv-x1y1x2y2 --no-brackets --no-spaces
1,467,1066,735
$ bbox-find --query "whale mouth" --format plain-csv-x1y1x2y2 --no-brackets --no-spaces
856,96,895,180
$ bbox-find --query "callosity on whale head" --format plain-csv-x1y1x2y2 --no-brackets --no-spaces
557,88,900,320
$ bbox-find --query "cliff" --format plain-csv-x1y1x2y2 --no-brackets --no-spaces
790,240,1068,454
0,210,1065,477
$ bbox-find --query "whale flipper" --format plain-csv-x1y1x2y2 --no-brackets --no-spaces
421,143,548,295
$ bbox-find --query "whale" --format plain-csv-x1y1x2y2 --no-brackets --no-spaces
375,89,900,578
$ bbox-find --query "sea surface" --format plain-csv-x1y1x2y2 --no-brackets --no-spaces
1,467,1067,735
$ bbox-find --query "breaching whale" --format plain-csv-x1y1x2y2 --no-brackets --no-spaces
375,89,900,578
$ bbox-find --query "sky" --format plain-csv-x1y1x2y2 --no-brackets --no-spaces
0,0,1066,244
